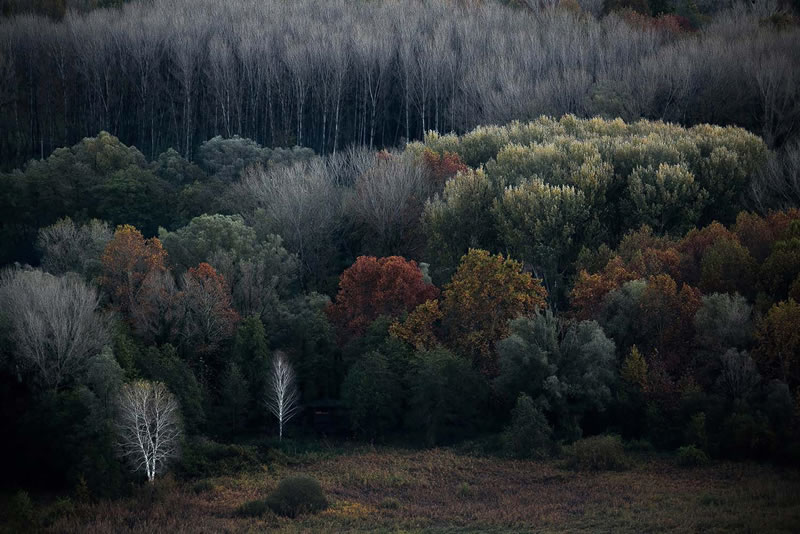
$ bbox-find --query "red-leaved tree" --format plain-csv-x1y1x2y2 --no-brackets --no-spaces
327,256,439,342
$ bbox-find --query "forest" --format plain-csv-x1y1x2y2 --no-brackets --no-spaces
1,0,800,532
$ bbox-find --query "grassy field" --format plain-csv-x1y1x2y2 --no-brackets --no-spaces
26,446,800,533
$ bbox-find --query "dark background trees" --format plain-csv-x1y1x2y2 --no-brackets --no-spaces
0,0,798,172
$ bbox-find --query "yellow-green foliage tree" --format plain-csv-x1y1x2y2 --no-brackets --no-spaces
393,249,547,376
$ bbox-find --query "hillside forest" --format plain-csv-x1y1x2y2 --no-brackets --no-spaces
1,0,800,531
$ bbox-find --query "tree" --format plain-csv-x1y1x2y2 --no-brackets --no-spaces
100,225,168,314
422,168,496,283
625,163,706,235
693,293,753,353
116,380,182,483
327,256,439,342
350,151,432,256
176,263,240,358
493,179,590,300
439,249,547,375
265,352,300,441
494,311,617,440
37,217,112,279
233,160,342,283
503,393,553,459
341,352,402,439
0,269,110,391
755,299,800,389
406,347,488,445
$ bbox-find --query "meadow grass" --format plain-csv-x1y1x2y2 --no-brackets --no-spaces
31,447,800,533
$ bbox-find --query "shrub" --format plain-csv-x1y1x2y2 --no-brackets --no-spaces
191,480,216,494
265,475,328,518
177,438,261,478
677,445,710,467
457,482,475,498
237,499,275,518
565,435,628,471
7,490,35,527
379,497,400,510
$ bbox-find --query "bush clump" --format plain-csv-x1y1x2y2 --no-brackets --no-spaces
265,475,328,518
677,445,710,467
565,435,628,471
237,499,274,518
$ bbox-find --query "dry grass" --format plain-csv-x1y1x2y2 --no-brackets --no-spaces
45,448,800,533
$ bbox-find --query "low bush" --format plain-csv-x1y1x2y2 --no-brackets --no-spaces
177,438,261,478
6,490,35,529
265,475,328,518
565,435,628,471
237,499,274,518
191,480,216,494
379,497,400,510
677,445,710,467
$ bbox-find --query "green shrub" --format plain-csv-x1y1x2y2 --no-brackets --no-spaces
379,497,400,510
191,480,216,494
677,445,710,467
177,438,261,478
457,482,475,498
237,499,274,518
265,476,328,518
565,435,628,471
7,490,35,527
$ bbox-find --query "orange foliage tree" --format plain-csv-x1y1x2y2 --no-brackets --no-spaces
327,256,439,342
100,224,167,314
422,148,469,186
440,249,547,375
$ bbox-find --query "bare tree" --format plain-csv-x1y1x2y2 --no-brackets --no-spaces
37,217,112,279
117,380,182,484
265,351,299,441
0,269,110,391
234,159,342,283
350,150,431,255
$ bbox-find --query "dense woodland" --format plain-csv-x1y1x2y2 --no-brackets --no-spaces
1,0,800,170
1,0,800,526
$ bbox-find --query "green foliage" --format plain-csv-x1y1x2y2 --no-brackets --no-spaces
676,445,710,467
422,168,496,283
493,179,590,298
693,293,753,352
6,490,35,530
565,435,628,471
265,475,328,518
341,352,402,439
495,312,616,441
406,348,489,445
177,438,261,479
625,163,705,235
503,393,554,459
135,344,205,432
237,498,276,518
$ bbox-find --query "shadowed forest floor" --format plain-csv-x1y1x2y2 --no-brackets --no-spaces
39,447,800,533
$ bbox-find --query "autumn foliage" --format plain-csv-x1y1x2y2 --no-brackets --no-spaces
100,224,167,314
178,262,240,356
393,249,548,376
422,149,469,186
327,256,439,342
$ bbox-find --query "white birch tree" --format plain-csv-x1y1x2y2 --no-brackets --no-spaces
265,351,300,441
116,380,182,484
